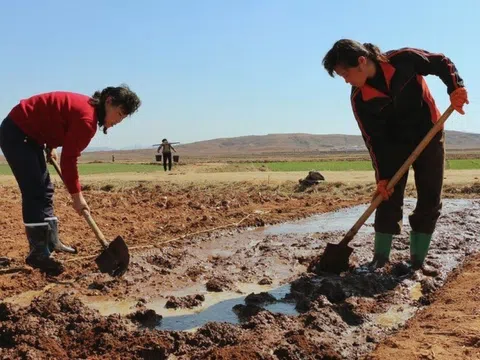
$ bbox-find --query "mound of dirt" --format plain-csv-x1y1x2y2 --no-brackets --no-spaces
127,308,163,328
165,294,205,309
0,291,173,359
206,276,237,292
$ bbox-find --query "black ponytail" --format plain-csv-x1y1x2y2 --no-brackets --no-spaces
363,43,388,62
89,84,141,134
323,39,388,77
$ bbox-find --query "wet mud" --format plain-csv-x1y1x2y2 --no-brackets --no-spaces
1,197,479,359
165,294,205,309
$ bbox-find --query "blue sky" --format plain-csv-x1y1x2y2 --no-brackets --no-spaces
0,0,478,150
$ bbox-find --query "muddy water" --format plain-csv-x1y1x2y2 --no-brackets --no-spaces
83,283,297,331
78,199,480,334
263,198,475,235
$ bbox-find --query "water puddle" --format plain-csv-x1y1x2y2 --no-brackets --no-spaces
155,284,297,331
3,284,57,307
261,198,477,235
81,282,298,332
409,283,423,301
80,297,138,316
374,304,417,329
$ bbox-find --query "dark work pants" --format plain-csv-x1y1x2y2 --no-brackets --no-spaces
374,131,445,235
163,152,172,171
0,117,54,223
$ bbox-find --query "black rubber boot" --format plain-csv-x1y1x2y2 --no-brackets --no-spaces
45,217,77,254
25,223,64,275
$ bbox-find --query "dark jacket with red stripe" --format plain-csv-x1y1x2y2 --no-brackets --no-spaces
351,48,464,182
8,92,98,194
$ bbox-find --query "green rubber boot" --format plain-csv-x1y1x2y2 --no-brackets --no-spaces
371,232,394,268
410,231,432,270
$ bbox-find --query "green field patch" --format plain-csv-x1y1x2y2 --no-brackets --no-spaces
445,159,480,170
0,159,479,177
255,159,480,172
0,163,163,176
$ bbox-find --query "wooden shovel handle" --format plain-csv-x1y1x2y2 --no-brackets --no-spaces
339,105,455,247
80,210,109,249
49,158,109,249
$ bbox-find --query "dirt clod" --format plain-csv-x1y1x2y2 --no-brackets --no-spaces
244,292,276,306
258,277,273,285
233,304,264,320
165,294,205,309
206,276,236,292
127,308,163,328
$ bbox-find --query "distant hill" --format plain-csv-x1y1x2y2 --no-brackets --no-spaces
2,131,480,163
75,130,480,163
168,130,480,155
174,133,366,154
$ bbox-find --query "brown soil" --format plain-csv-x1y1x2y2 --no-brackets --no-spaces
1,180,480,359
0,180,371,299
366,253,480,360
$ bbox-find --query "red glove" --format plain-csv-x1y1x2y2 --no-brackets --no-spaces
376,180,394,201
450,87,469,115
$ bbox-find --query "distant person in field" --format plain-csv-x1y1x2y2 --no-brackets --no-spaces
322,39,468,272
0,85,141,275
157,138,176,171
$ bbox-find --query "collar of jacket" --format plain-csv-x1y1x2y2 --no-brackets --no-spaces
359,62,396,101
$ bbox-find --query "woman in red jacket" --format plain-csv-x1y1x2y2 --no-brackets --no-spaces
0,85,141,275
322,40,468,272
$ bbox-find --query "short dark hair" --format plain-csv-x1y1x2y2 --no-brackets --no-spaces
89,84,141,133
322,39,388,77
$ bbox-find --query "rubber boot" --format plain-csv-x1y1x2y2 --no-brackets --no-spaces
370,232,394,268
25,223,65,275
45,217,77,254
410,231,437,274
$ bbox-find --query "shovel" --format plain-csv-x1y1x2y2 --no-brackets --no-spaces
49,158,130,277
311,105,455,275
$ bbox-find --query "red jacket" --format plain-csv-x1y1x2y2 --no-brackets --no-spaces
8,91,98,194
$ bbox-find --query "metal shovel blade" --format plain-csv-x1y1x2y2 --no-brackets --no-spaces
95,236,130,277
313,243,354,275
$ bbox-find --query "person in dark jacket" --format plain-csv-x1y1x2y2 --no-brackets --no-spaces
0,85,141,275
322,39,469,271
157,138,176,171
